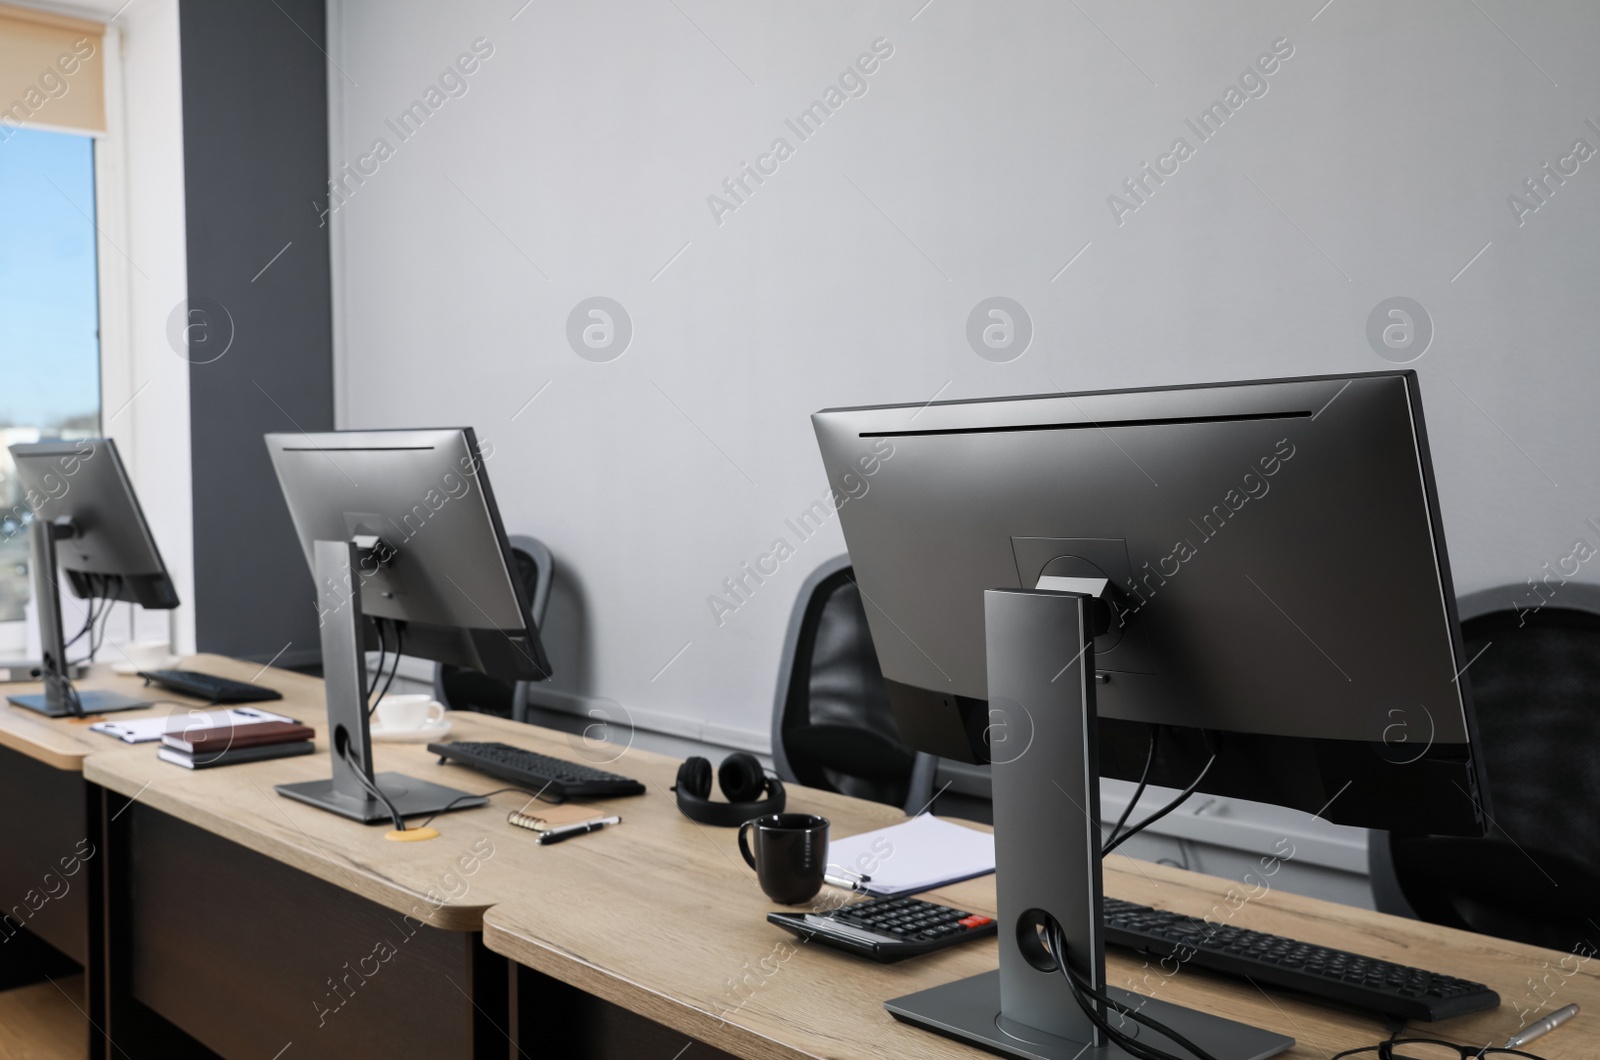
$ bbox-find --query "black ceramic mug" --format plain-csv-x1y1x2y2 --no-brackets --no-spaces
738,813,829,904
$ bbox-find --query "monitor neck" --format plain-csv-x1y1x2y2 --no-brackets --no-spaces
31,516,76,715
313,538,378,800
984,587,1109,1047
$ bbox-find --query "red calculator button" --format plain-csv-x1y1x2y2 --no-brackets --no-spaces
959,915,992,928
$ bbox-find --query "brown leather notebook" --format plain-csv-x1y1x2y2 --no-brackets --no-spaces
161,721,315,754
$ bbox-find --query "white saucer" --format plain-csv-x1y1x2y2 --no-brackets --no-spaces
369,718,452,743
112,655,182,675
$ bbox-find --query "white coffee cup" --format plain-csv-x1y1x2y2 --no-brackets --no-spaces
112,639,180,675
375,694,445,732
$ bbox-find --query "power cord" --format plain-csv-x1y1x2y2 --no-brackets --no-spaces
87,575,119,662
1049,922,1221,1060
55,575,115,715
365,619,389,715
1106,729,1159,850
62,582,100,652
371,623,403,715
337,740,406,833
414,785,557,832
366,624,406,723
1102,737,1218,858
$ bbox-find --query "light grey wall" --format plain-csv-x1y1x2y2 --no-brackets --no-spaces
328,0,1600,751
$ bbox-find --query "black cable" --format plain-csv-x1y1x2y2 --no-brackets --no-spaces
53,671,84,716
1106,728,1159,850
63,589,99,651
1102,744,1218,858
53,575,104,715
415,784,558,831
369,623,403,717
1050,923,1221,1060
65,574,108,658
88,576,119,662
338,740,406,832
365,618,389,715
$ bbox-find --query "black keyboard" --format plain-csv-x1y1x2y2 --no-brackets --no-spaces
427,740,645,800
141,669,283,704
768,895,996,962
1102,897,1499,1022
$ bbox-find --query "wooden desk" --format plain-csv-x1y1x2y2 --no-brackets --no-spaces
79,655,517,1059
0,660,204,1058
481,799,1600,1059
78,657,946,1058
23,655,1600,1059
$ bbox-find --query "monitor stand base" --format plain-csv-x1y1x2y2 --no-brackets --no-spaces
277,772,488,824
889,970,1291,1060
8,690,151,717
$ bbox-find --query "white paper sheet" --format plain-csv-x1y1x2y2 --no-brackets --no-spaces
826,814,995,897
90,706,297,744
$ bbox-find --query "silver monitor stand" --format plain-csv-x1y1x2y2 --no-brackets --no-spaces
884,588,1294,1059
276,539,486,823
7,517,149,718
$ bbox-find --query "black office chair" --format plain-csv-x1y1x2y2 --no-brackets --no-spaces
431,534,554,723
771,556,922,812
1368,584,1600,953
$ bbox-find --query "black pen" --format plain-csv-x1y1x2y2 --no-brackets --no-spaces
537,816,621,845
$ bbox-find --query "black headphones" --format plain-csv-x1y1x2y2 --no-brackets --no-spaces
672,752,786,827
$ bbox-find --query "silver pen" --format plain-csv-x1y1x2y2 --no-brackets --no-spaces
1504,1002,1578,1049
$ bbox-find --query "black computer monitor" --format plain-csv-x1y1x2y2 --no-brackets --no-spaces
814,370,1487,835
6,438,179,717
265,427,550,824
812,370,1488,1057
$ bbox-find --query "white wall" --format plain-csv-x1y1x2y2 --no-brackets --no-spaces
328,1,1600,758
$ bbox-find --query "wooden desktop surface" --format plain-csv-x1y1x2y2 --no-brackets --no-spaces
484,851,1600,1060
40,657,1600,1057
0,658,257,771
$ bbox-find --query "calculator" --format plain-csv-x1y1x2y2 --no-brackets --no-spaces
767,895,996,963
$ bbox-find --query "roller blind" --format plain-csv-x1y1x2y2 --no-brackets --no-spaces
0,3,104,139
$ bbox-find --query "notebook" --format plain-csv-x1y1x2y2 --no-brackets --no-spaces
506,803,614,832
826,814,996,898
157,741,315,770
90,707,297,744
162,721,315,754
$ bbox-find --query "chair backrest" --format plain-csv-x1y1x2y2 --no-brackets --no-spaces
1369,583,1600,952
433,534,553,719
771,556,919,810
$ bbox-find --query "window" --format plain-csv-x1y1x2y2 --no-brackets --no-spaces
0,127,102,651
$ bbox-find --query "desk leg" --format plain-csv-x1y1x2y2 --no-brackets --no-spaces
0,747,101,1058
470,935,511,1060
86,783,105,1060
100,789,217,1059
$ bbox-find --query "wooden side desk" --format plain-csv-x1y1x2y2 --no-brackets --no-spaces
79,655,513,1059
78,656,959,1058
0,660,204,1059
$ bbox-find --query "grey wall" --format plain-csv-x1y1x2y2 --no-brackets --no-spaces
182,0,334,665
329,1,1600,749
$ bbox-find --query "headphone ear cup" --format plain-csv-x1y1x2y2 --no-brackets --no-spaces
718,752,766,804
677,756,713,799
